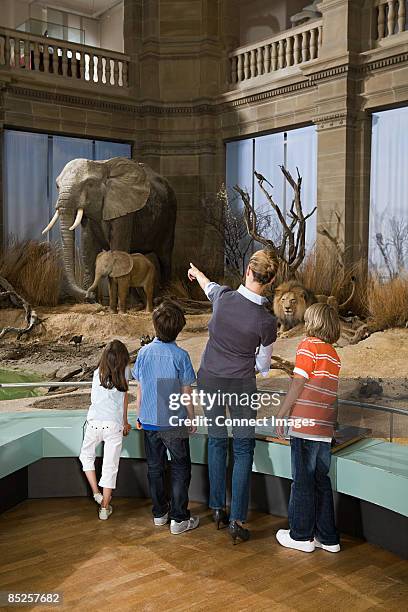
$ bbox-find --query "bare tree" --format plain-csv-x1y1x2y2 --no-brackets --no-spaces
202,184,271,279
234,166,316,277
374,216,408,280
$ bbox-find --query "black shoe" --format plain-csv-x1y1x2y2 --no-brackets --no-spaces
228,521,250,545
212,508,229,530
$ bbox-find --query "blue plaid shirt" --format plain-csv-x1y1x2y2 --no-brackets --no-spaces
132,338,196,429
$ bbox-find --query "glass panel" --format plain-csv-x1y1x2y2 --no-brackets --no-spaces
3,130,48,243
225,139,254,268
286,125,317,251
225,128,318,264
369,107,408,276
226,139,254,209
3,132,133,247
94,141,131,160
254,132,285,245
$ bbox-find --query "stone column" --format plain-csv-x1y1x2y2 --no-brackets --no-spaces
314,109,371,268
123,0,143,96
130,0,225,272
313,0,372,269
317,0,366,59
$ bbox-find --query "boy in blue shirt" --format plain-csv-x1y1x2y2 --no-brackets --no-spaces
132,300,199,535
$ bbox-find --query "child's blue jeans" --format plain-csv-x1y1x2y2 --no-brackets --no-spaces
144,429,191,523
289,437,339,546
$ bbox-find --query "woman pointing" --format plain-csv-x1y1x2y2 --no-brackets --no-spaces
188,249,277,543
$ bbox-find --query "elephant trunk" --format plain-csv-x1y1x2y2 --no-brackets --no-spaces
59,206,87,300
86,271,104,298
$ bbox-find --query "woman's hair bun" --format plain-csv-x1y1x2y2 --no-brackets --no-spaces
248,249,278,286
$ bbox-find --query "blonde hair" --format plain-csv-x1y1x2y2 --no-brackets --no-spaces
304,303,341,344
248,249,277,286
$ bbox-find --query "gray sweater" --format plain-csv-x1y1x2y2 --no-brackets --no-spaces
199,284,277,379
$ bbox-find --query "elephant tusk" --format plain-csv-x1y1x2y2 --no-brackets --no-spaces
69,208,84,231
42,210,60,235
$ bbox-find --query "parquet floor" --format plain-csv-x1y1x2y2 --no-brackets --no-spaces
0,499,407,611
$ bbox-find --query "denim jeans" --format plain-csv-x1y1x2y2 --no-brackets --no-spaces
288,436,339,545
144,429,191,523
198,372,256,523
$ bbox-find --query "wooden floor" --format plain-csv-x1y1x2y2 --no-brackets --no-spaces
0,499,407,612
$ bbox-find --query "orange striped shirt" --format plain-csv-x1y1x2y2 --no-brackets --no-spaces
290,337,341,441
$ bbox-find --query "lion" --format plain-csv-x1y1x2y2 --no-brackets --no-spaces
273,278,355,338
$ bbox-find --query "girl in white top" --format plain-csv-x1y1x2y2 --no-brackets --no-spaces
79,339,131,520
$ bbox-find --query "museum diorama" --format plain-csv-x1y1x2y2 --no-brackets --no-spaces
0,1,407,610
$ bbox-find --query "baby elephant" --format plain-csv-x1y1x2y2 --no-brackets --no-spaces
86,250,156,313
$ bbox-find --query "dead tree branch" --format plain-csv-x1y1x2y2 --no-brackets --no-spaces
270,355,295,377
317,211,346,268
234,166,316,276
202,184,270,278
0,276,41,339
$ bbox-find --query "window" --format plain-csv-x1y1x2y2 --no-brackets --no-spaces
225,125,317,262
369,107,408,277
3,130,132,244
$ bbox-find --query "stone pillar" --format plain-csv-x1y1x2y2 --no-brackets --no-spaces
317,0,366,59
127,0,225,272
313,0,371,269
314,109,371,268
123,0,143,96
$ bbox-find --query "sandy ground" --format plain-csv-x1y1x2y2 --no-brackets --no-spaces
1,305,408,440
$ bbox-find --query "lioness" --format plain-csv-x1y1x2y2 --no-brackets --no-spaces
273,278,355,337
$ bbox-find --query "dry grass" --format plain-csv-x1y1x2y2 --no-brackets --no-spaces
367,275,408,330
297,249,366,316
0,239,62,306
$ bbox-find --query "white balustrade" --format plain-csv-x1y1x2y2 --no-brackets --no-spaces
375,0,407,40
228,19,322,85
0,26,129,89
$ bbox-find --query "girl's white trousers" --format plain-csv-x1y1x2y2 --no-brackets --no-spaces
79,420,123,489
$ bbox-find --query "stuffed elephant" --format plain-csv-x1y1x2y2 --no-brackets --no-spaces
86,250,156,313
42,157,177,301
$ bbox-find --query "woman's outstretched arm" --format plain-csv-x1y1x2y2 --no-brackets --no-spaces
187,263,211,292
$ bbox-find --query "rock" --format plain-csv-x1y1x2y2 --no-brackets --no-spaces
358,379,383,398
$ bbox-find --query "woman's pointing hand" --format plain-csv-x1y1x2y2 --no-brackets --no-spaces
188,262,200,282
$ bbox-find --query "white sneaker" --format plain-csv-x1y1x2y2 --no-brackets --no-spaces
170,516,199,535
154,512,169,526
276,529,315,553
93,492,103,505
99,505,112,520
314,538,340,553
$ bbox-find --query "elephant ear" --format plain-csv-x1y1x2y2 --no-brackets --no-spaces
103,158,151,221
110,251,134,278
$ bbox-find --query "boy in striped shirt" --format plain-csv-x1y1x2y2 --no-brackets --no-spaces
276,303,341,553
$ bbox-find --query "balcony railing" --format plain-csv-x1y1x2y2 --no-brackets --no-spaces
374,0,407,41
0,27,129,89
228,19,322,86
